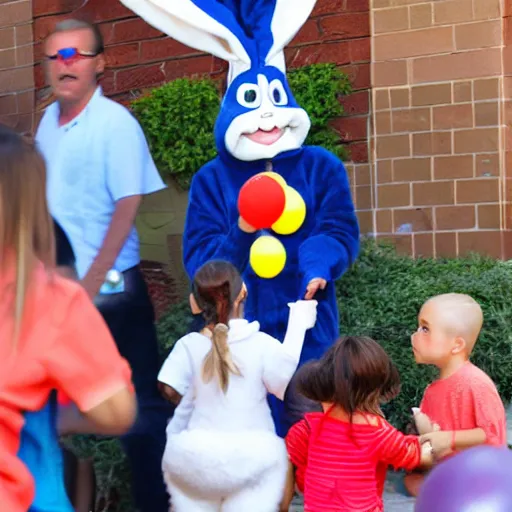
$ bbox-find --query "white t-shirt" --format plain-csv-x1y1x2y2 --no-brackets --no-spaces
158,318,304,433
35,86,166,279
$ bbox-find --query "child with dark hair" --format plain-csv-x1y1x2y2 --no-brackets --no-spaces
53,219,77,279
283,336,434,512
157,259,318,511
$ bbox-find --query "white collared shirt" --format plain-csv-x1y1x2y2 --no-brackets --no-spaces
36,87,166,279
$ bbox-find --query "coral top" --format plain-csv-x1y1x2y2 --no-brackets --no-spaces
285,411,421,512
420,362,506,448
0,264,132,512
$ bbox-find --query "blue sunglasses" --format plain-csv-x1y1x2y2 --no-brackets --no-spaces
46,47,99,61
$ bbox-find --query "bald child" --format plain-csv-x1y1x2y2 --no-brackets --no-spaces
405,293,506,495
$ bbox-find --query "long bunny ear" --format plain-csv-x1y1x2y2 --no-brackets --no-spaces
265,0,317,67
120,0,251,66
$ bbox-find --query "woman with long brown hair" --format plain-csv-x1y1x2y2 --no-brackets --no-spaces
0,124,136,512
157,259,317,512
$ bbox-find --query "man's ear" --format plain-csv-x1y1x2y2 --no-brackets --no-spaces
96,54,105,75
452,336,467,355
189,293,202,315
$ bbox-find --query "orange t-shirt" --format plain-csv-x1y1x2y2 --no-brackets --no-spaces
420,362,506,448
0,264,133,512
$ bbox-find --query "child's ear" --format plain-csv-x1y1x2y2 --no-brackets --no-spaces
452,336,466,355
233,284,248,311
189,293,202,315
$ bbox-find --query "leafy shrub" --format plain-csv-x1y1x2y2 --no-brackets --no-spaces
131,63,352,189
288,63,352,160
131,78,220,190
156,299,193,356
62,435,132,512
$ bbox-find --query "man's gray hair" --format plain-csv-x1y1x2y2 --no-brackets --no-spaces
50,19,104,54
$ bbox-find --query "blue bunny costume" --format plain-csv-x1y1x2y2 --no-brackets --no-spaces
121,0,360,436
123,0,359,436
121,1,359,509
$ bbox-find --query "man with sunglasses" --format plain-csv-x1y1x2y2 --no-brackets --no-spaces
35,19,171,512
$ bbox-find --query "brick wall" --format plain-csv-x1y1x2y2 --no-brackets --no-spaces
504,1,512,254
371,0,510,258
289,0,372,234
0,0,35,134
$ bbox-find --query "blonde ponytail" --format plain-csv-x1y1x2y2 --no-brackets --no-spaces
0,126,55,350
202,323,241,393
13,230,29,347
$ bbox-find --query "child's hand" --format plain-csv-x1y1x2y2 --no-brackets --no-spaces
412,407,438,435
238,216,257,233
419,431,452,460
288,300,318,330
420,441,435,468
304,278,327,299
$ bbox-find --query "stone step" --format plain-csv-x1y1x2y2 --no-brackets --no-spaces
289,495,414,511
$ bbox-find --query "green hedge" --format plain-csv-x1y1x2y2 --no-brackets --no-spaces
69,240,512,510
131,63,352,189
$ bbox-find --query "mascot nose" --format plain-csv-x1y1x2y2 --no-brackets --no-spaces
261,112,274,118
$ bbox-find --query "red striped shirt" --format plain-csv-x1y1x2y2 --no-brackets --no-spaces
285,412,421,512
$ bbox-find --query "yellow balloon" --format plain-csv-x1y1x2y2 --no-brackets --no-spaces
250,236,287,279
258,171,287,188
271,186,306,235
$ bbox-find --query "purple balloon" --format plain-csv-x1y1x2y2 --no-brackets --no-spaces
416,446,512,512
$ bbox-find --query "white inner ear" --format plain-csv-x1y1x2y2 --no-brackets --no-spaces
228,61,252,84
120,0,251,65
266,51,286,74
265,0,317,65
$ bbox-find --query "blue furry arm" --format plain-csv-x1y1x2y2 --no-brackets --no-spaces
299,153,360,293
183,169,257,279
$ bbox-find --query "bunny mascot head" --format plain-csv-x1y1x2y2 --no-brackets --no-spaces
121,0,315,162
122,0,360,440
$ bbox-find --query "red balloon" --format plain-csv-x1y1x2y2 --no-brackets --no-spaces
238,175,286,229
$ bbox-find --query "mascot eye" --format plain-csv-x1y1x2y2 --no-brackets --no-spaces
269,80,288,106
237,84,261,108
245,90,257,102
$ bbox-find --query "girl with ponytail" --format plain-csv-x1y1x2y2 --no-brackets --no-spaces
157,259,317,512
